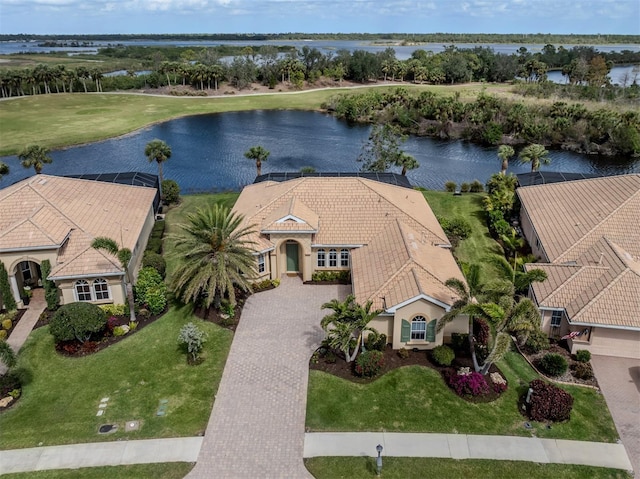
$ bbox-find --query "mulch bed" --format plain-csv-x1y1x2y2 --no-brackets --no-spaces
192,290,250,332
0,373,21,413
310,346,506,403
522,340,598,388
1,308,26,340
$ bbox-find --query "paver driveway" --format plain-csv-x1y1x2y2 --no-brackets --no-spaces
188,276,350,478
591,355,640,474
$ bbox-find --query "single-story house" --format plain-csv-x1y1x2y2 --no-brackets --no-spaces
0,174,157,309
232,174,468,350
518,174,640,359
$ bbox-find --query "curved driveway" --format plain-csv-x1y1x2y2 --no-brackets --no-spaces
187,276,350,478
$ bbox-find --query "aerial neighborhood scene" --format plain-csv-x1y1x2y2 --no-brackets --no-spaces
0,0,639,477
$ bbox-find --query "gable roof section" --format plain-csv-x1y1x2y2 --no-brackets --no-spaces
261,197,319,232
517,174,640,262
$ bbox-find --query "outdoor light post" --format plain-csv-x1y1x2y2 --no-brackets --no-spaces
376,444,383,476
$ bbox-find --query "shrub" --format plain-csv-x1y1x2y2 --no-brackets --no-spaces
460,182,470,193
0,330,6,340
106,316,119,333
2,319,12,331
113,325,130,337
41,259,59,311
138,308,151,320
397,347,410,359
99,304,126,316
473,318,490,346
135,267,165,304
311,270,350,283
144,285,167,315
162,180,180,204
448,369,490,397
571,362,594,380
450,333,469,351
469,180,484,193
539,353,568,377
0,261,17,312
49,302,107,343
490,372,508,393
128,321,138,331
178,322,208,362
575,349,591,363
365,331,387,352
527,379,573,422
432,345,455,366
444,181,457,192
354,350,385,378
439,216,472,242
146,238,163,255
525,330,550,353
325,350,337,364
142,251,166,278
492,218,512,237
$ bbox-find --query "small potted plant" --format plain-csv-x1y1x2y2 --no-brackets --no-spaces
22,286,32,305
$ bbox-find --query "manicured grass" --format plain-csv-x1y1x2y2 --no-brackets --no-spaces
2,463,194,479
306,351,618,443
0,84,503,156
305,457,631,479
422,190,504,283
0,306,232,449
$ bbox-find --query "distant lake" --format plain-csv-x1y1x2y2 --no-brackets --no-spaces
2,111,638,193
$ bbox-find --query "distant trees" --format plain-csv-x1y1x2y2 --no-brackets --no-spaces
358,124,418,174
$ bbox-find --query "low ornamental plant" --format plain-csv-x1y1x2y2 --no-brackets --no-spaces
473,318,490,346
527,379,573,422
178,322,208,362
490,372,508,394
397,347,410,359
575,349,591,363
571,361,594,380
354,350,385,378
431,345,455,366
448,368,490,397
539,352,568,377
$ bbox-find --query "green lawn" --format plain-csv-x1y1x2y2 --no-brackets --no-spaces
305,457,631,479
0,306,232,449
306,351,618,443
2,463,193,479
422,190,504,284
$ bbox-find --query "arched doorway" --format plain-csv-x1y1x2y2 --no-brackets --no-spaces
11,259,42,305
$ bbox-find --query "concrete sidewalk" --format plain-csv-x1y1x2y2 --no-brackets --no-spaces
304,432,634,471
0,437,202,475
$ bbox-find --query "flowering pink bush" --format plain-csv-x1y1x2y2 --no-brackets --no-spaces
107,316,119,333
490,372,508,394
448,369,490,397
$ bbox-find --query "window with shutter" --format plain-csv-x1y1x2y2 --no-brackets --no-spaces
400,319,411,342
426,319,436,342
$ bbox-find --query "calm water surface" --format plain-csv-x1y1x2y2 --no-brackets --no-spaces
2,111,638,192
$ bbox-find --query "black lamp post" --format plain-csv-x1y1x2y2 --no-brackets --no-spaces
376,444,383,476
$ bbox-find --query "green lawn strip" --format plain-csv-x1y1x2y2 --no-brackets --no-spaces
305,351,618,443
304,457,631,479
421,190,504,283
0,306,232,449
1,462,194,479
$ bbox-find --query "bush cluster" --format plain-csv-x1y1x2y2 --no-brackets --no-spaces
49,302,107,343
354,350,385,378
162,179,181,204
431,345,455,366
397,347,410,359
142,251,166,278
99,304,126,316
539,353,568,377
575,349,591,363
571,362,594,380
438,216,472,243
311,270,351,283
444,181,457,193
527,379,573,422
525,330,550,353
135,267,167,316
447,368,490,397
364,331,387,352
40,259,59,311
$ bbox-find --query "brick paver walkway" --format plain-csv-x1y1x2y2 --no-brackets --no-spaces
591,355,640,474
187,276,350,478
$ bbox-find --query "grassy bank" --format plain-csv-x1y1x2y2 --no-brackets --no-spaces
2,463,194,479
305,457,631,479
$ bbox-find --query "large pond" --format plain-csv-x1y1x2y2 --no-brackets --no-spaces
1,110,638,192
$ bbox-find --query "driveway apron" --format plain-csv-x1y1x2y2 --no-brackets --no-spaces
591,355,640,474
188,276,350,478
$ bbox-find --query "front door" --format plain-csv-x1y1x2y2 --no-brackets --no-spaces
286,243,299,272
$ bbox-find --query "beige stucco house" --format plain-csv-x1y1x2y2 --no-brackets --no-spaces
0,175,157,309
233,175,468,350
518,174,640,359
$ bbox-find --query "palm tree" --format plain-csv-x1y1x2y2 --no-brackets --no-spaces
497,145,515,175
144,139,172,199
397,152,419,175
169,204,257,310
91,237,136,322
18,144,52,174
519,143,550,172
0,341,17,369
244,146,270,177
486,254,547,297
0,162,9,181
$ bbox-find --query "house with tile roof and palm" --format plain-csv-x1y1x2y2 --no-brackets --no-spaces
517,174,640,359
0,175,157,310
233,174,469,350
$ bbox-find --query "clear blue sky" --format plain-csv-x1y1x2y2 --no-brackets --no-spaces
0,0,638,35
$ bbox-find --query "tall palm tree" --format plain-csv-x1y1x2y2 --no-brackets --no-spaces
18,144,52,174
169,204,257,310
397,152,419,176
486,254,547,297
0,162,9,181
244,146,270,177
497,145,515,175
91,237,136,322
519,143,550,172
144,139,172,199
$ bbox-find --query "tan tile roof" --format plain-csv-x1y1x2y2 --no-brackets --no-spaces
0,175,156,278
233,177,462,311
527,237,640,329
517,174,640,262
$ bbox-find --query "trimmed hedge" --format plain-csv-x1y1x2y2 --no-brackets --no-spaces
142,251,166,278
539,353,568,377
49,302,106,343
575,349,591,363
431,345,455,366
525,330,550,353
527,379,573,422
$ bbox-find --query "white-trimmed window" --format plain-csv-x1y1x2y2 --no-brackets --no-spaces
411,315,427,340
317,249,326,267
551,310,562,328
329,249,337,267
340,249,349,267
93,278,110,300
75,280,92,301
258,254,265,273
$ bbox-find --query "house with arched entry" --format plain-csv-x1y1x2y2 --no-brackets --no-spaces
0,175,157,309
232,174,469,350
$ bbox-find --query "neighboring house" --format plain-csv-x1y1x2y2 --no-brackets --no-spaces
0,174,157,308
233,174,468,350
518,174,640,359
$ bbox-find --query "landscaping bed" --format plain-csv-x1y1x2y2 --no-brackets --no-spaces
0,309,26,340
521,341,598,388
